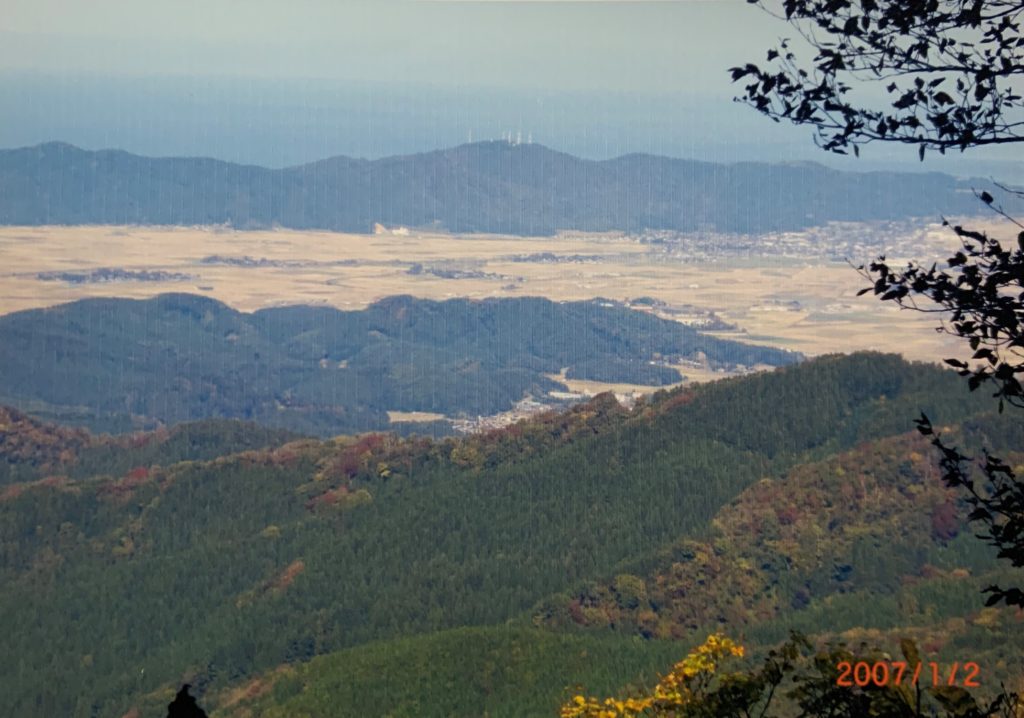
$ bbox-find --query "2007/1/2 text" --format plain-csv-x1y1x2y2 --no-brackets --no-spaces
836,661,980,688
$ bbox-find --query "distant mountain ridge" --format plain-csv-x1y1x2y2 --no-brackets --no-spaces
0,140,1015,235
0,293,798,435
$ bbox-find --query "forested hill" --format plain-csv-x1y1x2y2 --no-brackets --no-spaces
0,293,798,434
1,141,1016,234
1,353,1020,717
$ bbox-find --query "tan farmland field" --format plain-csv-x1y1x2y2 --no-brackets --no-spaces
0,222,1003,391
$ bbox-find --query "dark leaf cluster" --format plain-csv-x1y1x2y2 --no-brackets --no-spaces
857,190,1024,606
731,0,1024,156
915,413,1024,608
857,189,1024,411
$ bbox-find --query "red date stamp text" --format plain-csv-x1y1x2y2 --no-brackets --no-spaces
836,661,980,688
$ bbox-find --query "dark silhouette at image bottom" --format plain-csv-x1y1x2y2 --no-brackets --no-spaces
167,684,207,718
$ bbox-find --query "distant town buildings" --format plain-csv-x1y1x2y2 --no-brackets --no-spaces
636,220,943,264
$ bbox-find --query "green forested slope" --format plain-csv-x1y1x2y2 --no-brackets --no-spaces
0,353,1015,717
217,418,1024,718
213,627,690,718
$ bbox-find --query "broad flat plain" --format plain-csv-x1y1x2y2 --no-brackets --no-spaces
0,222,994,397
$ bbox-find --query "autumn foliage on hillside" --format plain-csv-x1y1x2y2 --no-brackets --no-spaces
0,408,299,488
0,406,91,480
563,633,746,717
534,428,1024,648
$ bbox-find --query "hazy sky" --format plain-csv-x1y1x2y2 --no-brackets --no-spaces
1,0,776,93
0,0,1018,177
